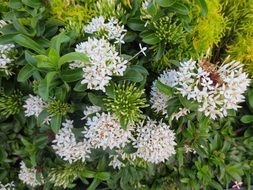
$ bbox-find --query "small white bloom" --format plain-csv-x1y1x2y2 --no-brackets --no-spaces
18,161,44,187
82,105,101,119
184,144,196,154
176,59,250,119
109,154,124,169
0,181,15,190
83,113,134,150
171,108,190,120
0,20,7,29
84,16,127,43
0,44,15,71
23,95,47,117
133,118,176,164
150,70,178,116
139,43,147,56
71,38,128,91
52,120,91,163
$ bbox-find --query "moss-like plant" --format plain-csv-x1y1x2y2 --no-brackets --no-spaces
49,0,97,34
192,0,227,56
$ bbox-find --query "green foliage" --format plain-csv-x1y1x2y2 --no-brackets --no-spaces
0,0,253,189
49,0,97,34
192,0,227,56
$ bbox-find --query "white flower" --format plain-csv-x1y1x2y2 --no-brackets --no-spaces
232,181,243,189
84,16,127,43
171,108,190,120
139,43,147,56
142,0,152,10
71,37,128,92
176,59,250,119
23,95,47,117
82,105,101,119
0,20,7,29
83,113,134,150
0,44,15,70
109,154,124,169
184,144,196,154
133,118,176,164
18,161,44,187
0,181,15,190
150,70,178,115
52,120,91,163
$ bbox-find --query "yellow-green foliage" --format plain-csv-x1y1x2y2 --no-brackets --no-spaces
222,0,253,77
95,0,126,19
192,0,227,55
49,0,97,34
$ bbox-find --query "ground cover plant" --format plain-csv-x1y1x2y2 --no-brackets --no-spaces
0,0,253,189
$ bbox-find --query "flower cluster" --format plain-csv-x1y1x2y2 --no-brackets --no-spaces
150,70,178,116
71,37,128,91
82,105,101,119
0,181,15,190
84,16,126,43
23,94,47,117
0,43,15,74
18,161,44,187
133,118,176,164
52,120,91,163
176,60,250,119
83,113,134,150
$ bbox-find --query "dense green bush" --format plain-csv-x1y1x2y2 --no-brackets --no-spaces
0,0,253,189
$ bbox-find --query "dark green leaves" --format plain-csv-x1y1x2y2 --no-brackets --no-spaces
38,71,58,100
58,52,89,68
17,64,35,82
240,115,253,124
156,80,174,95
13,34,46,54
155,0,177,7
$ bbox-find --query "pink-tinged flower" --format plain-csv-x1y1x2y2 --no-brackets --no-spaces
232,181,243,189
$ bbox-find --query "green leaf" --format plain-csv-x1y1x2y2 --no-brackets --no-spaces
58,52,89,68
12,15,35,36
50,115,62,133
248,89,253,108
38,72,58,101
142,33,160,45
120,117,128,130
197,0,208,16
50,32,70,53
79,170,96,179
9,0,22,9
21,0,42,8
156,80,174,95
155,0,176,7
17,64,35,82
48,48,60,67
13,34,46,55
74,81,87,92
240,115,253,124
0,34,17,44
179,96,198,111
55,86,67,101
88,93,105,107
61,68,83,83
127,18,145,31
95,172,111,180
87,179,101,190
122,68,143,82
169,2,189,15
